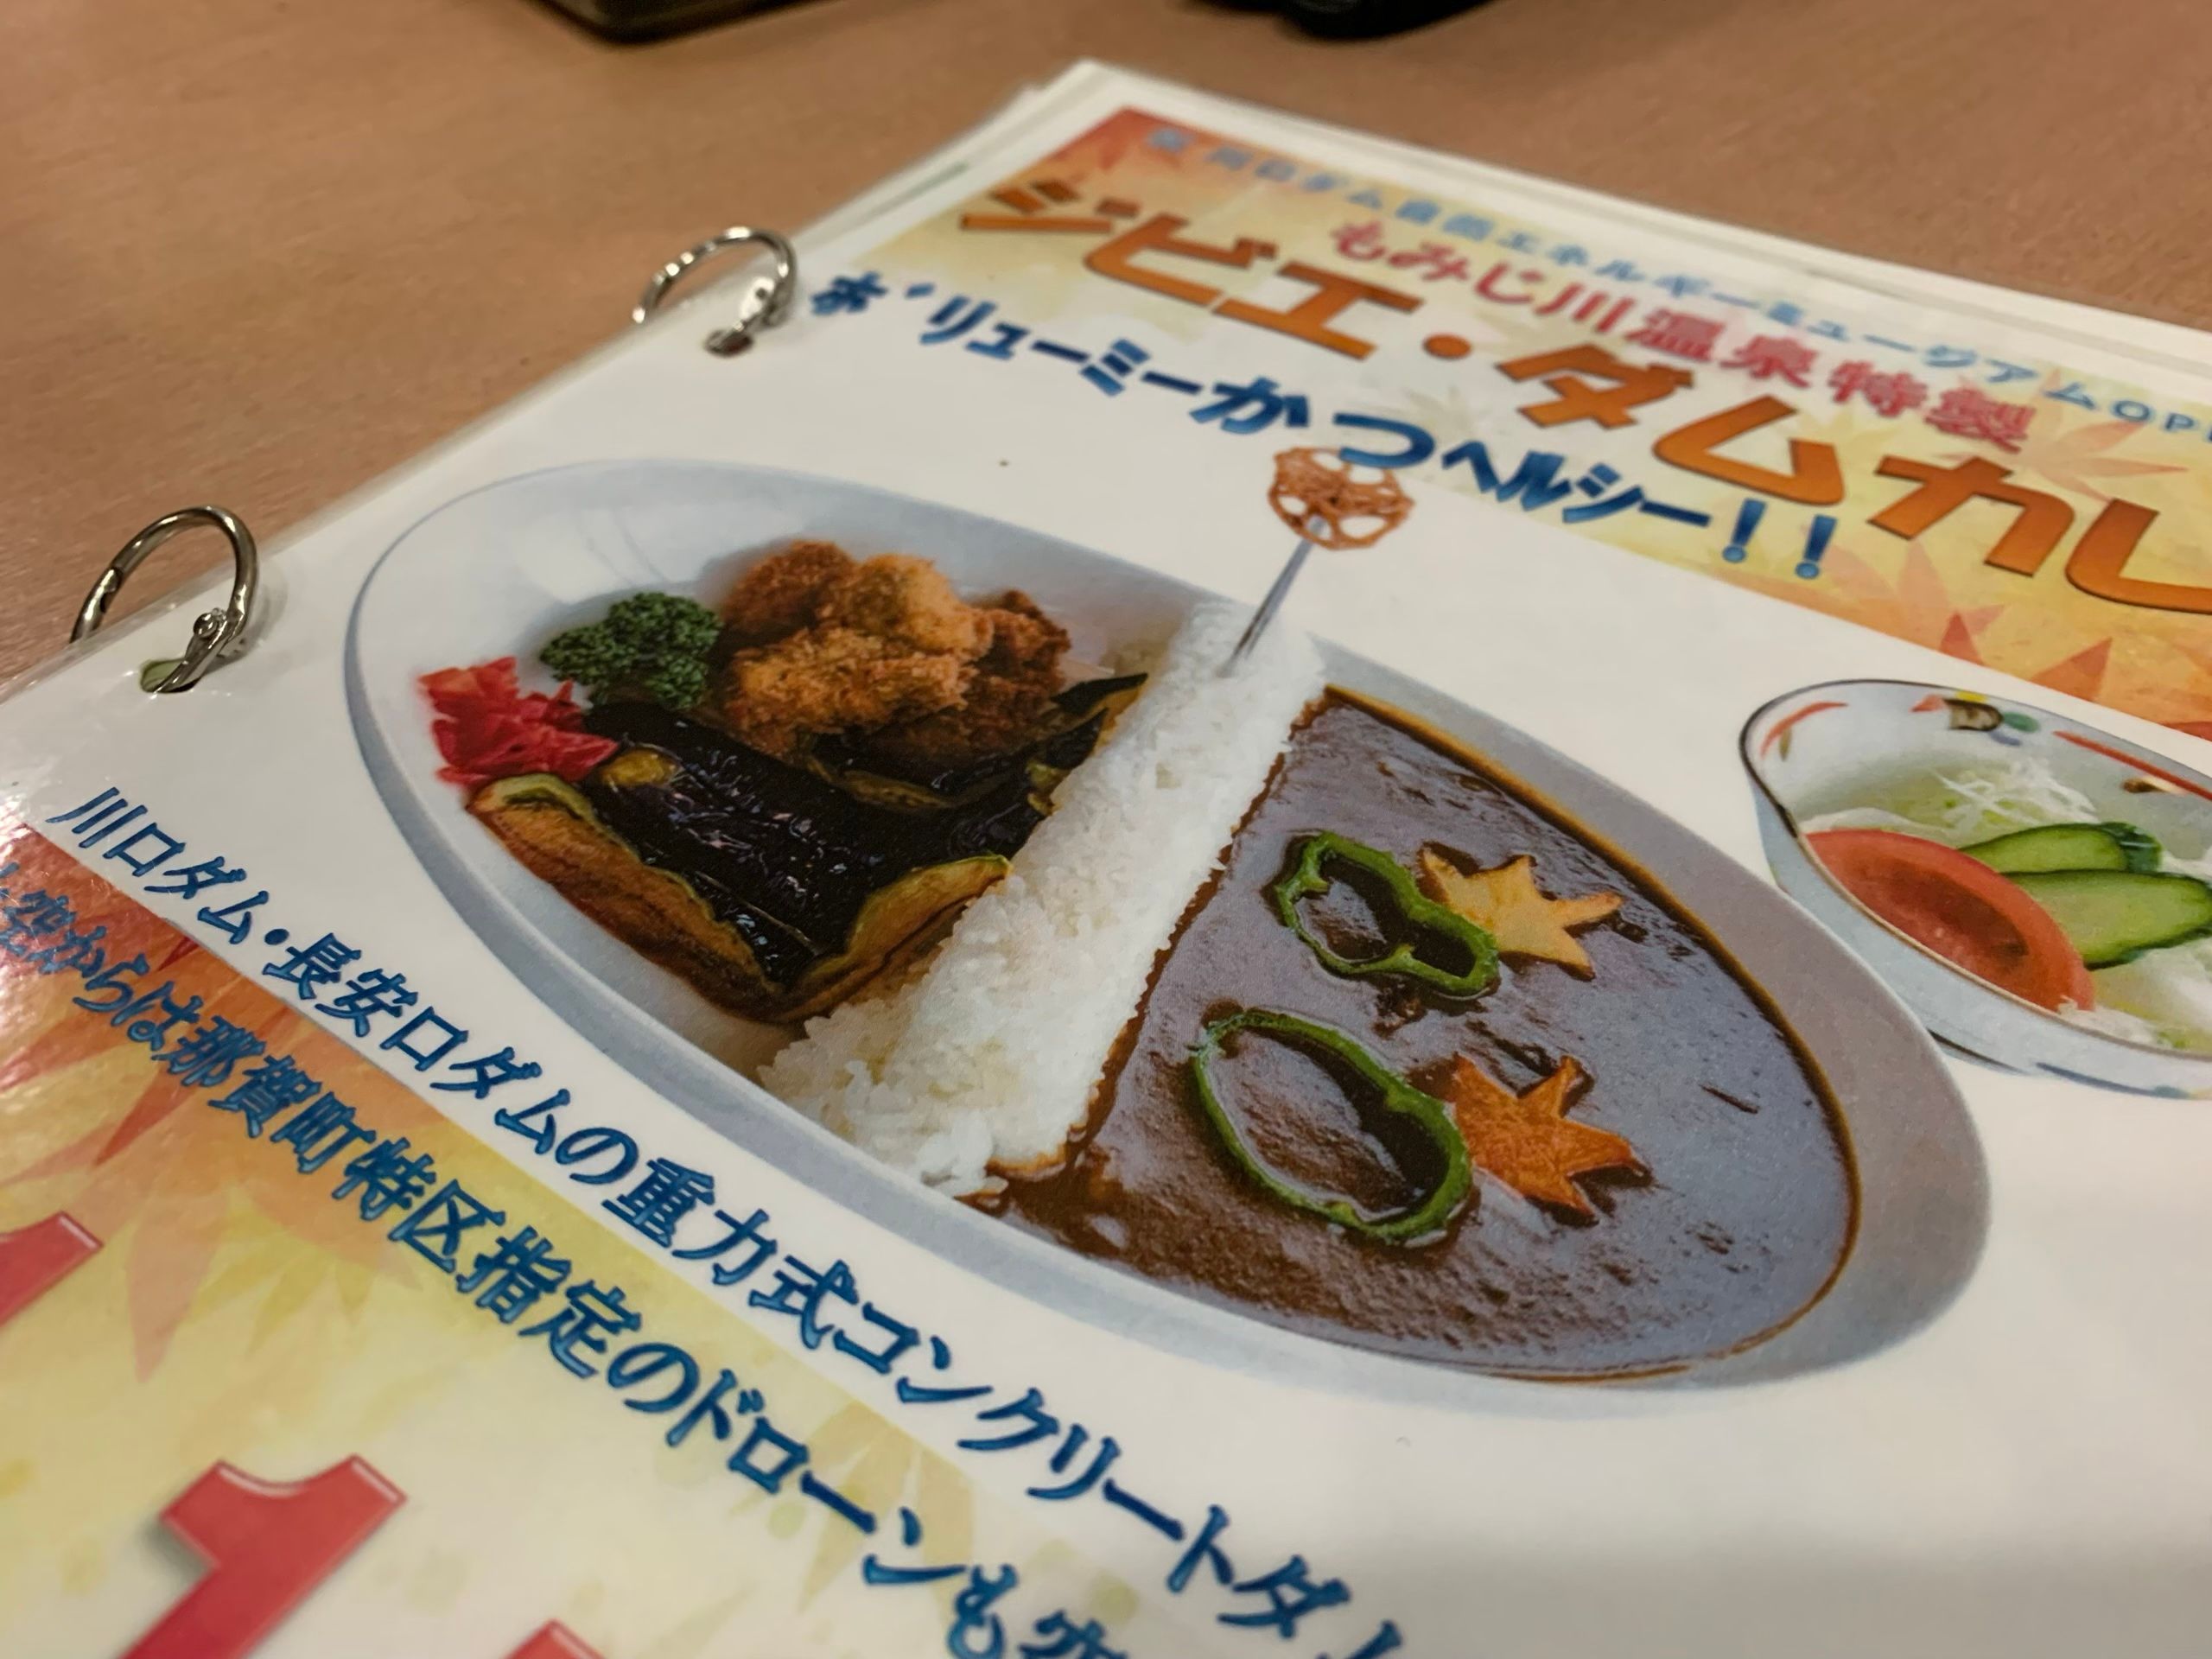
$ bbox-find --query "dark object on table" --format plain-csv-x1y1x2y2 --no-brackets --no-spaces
538,0,795,41
1281,0,1489,35
551,0,1484,41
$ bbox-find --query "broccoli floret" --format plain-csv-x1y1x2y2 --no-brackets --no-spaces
542,591,721,711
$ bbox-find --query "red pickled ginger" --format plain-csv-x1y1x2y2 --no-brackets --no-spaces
422,657,617,790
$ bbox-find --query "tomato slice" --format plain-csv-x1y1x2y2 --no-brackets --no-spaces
1807,829,2095,1012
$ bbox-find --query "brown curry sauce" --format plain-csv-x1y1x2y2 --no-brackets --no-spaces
998,693,1858,1379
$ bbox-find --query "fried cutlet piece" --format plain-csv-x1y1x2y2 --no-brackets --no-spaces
861,677,1058,771
725,626,973,759
980,591,1071,685
722,541,855,646
815,555,994,659
863,593,1074,772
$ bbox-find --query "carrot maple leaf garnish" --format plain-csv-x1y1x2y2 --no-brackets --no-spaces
1437,1053,1642,1218
1417,851,1622,977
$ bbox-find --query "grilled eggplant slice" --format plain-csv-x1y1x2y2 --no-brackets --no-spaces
471,772,1006,1020
467,684,1133,1021
471,733,1014,1021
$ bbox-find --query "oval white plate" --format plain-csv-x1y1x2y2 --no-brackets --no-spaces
349,460,1986,1408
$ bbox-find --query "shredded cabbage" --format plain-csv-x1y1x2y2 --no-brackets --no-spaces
1802,758,2104,848
2056,996,2188,1051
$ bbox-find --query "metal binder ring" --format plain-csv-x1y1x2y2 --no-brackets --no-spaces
71,506,259,694
632,226,798,357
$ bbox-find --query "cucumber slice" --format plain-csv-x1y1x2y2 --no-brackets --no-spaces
1963,822,2163,875
2009,870,2212,967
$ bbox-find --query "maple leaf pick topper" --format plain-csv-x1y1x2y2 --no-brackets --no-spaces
1437,1054,1643,1220
1416,850,1624,978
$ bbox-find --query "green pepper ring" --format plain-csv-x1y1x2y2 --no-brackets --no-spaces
1189,1008,1473,1246
1271,831,1499,998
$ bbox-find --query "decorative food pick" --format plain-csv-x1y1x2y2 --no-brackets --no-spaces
1417,850,1624,979
1225,448,1414,673
1436,1053,1643,1219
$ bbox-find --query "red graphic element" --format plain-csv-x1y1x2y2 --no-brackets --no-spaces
1925,385,2033,452
1386,243,1471,282
1331,219,1386,262
0,1211,100,1325
2032,639,2113,703
1721,334,1816,388
1758,699,1847,757
1532,284,1632,333
2055,731,2212,803
1937,613,1985,664
1830,359,1928,416
1473,261,1541,305
421,658,616,790
1625,307,1724,363
505,1624,606,1659
124,1459,404,1659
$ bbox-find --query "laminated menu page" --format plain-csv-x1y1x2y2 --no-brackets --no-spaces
6,59,2212,1659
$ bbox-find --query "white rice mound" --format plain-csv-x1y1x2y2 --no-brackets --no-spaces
759,600,1325,1196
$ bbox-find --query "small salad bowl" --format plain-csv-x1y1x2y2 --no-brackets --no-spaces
1740,678,2212,1096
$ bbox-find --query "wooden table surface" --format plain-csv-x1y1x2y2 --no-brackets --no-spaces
4,0,2205,681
